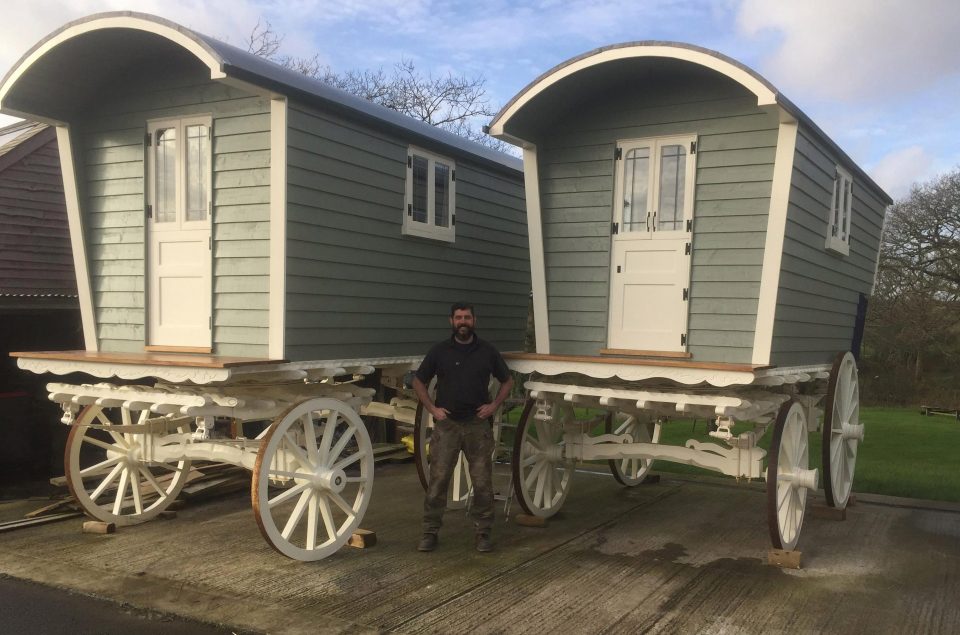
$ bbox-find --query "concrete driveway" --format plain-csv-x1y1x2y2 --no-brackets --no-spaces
0,463,958,634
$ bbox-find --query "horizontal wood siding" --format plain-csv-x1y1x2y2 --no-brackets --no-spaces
536,70,777,361
0,134,77,298
284,104,528,360
770,126,887,366
76,59,271,354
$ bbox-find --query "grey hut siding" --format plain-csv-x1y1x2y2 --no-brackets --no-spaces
536,72,778,361
769,126,887,366
75,62,271,354
283,103,529,361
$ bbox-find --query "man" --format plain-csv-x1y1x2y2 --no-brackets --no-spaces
413,302,514,553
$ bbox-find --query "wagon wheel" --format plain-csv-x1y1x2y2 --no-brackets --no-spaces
65,404,192,526
822,351,864,508
766,400,819,551
252,398,374,561
606,412,661,486
413,379,502,510
511,397,574,518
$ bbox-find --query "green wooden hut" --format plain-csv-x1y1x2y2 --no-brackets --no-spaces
0,12,528,363
489,43,892,368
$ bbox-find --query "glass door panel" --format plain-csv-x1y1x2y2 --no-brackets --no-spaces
656,144,686,232
622,147,650,233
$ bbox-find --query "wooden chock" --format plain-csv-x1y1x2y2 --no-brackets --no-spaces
82,521,115,535
514,513,547,528
348,528,377,548
846,494,857,507
767,548,802,569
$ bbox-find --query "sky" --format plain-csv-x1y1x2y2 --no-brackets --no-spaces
1,0,958,200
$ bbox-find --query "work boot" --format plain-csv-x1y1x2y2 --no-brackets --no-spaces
418,533,438,552
475,533,493,552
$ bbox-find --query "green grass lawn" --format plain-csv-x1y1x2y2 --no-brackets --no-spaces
501,405,960,503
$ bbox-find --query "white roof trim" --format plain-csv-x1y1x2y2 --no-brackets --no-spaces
0,14,225,108
489,43,777,138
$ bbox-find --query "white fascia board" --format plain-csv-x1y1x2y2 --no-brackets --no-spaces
0,15,224,107
752,117,798,365
489,45,777,138
55,125,97,351
268,97,288,359
523,146,550,354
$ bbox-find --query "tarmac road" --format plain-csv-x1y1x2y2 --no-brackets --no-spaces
0,575,250,634
0,463,958,634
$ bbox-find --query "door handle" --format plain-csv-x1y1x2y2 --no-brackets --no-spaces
652,211,657,231
645,212,650,231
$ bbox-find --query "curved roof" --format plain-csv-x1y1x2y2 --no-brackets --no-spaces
0,11,521,173
488,41,889,202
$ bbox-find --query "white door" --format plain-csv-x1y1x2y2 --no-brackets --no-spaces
607,135,697,352
146,117,212,349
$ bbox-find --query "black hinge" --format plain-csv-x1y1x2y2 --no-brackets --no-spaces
144,132,152,147
611,222,619,235
617,265,621,273
682,288,689,301
690,141,697,154
614,147,622,160
145,203,152,219
407,203,412,217
681,333,687,346
209,316,212,330
684,242,691,255
407,156,412,168
452,214,456,226
686,219,692,232
451,170,456,182
208,236,212,250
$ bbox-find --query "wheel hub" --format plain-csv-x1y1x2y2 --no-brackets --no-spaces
841,422,864,442
784,467,819,491
315,467,348,493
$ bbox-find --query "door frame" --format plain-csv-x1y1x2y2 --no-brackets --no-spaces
606,133,698,352
144,114,214,351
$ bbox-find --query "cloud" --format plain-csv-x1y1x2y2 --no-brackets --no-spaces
736,0,960,101
869,145,935,201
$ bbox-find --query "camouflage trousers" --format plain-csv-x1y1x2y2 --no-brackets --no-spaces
422,416,495,535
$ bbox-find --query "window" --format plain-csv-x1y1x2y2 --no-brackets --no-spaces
148,116,212,227
825,165,853,255
615,135,696,236
403,148,455,242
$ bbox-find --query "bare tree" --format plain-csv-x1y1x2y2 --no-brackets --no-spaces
245,20,509,151
864,168,960,403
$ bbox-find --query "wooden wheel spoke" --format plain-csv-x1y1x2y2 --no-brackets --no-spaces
317,496,337,546
521,454,539,468
281,489,312,540
317,411,338,465
138,467,166,497
331,450,366,472
326,423,355,466
300,413,319,463
268,468,312,481
79,455,123,477
89,463,124,502
306,493,319,550
130,469,144,514
82,436,124,454
113,468,131,515
268,482,309,509
327,489,356,517
777,482,791,512
523,460,545,489
282,431,313,469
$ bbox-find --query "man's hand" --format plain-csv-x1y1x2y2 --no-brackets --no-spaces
431,405,451,421
476,402,498,420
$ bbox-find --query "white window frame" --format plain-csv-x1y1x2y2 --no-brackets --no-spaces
146,115,213,230
402,147,456,243
825,165,853,256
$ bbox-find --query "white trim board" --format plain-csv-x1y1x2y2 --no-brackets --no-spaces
0,15,225,108
490,44,777,137
56,125,97,351
268,97,288,359
752,119,798,365
523,146,550,354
